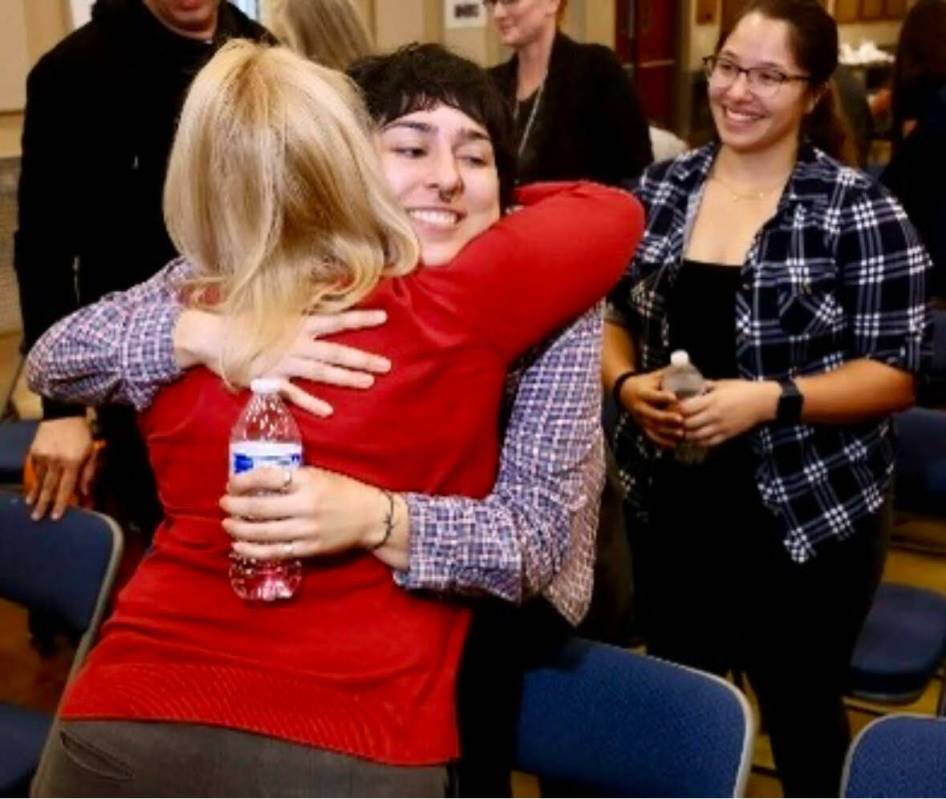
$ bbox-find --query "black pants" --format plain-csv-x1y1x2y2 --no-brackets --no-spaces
33,720,448,797
631,453,888,798
455,598,570,797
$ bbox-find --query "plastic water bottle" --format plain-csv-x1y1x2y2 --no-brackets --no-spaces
228,378,303,601
661,350,707,465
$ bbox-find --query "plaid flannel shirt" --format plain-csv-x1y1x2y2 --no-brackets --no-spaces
27,258,601,624
608,143,932,562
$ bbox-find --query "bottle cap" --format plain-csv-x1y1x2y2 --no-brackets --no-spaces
250,378,282,394
670,350,690,367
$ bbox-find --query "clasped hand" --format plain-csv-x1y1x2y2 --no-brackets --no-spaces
620,373,776,449
220,466,387,560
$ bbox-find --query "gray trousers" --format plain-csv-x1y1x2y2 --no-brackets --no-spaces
32,720,449,797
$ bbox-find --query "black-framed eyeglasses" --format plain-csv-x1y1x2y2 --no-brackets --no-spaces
703,55,810,98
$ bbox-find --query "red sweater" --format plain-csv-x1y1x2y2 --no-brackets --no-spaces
61,182,643,764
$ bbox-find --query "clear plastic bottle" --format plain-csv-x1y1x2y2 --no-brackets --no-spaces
661,350,708,465
228,378,303,601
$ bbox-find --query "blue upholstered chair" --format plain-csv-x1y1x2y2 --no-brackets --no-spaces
894,407,946,521
849,583,946,711
849,406,946,712
842,714,946,797
0,491,122,796
514,637,755,797
0,419,38,488
0,349,37,489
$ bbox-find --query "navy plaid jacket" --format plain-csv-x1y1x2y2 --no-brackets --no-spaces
608,142,932,562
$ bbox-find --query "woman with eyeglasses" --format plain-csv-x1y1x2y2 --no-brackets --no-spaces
483,0,652,186
603,1,931,795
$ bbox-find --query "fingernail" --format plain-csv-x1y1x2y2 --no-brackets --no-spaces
377,359,391,372
52,512,61,520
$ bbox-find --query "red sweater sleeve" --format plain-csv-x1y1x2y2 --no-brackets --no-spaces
421,181,643,363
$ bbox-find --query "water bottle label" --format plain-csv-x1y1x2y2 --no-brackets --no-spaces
230,441,303,475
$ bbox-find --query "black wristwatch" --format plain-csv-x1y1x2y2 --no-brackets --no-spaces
776,378,804,424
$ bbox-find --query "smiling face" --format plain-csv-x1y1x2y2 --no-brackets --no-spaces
488,0,560,50
710,12,818,157
376,103,502,266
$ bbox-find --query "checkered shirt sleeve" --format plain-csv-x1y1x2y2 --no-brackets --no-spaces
27,258,190,409
835,178,931,372
396,307,605,626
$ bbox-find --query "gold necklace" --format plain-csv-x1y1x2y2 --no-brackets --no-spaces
710,172,785,203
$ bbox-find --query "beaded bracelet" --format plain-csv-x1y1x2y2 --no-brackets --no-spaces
611,369,638,408
371,489,396,550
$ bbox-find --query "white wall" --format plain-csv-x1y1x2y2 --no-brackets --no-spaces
68,0,93,28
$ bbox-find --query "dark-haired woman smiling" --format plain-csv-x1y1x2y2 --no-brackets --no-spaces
603,1,931,795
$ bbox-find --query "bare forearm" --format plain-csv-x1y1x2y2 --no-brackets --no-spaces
602,320,637,392
794,359,916,424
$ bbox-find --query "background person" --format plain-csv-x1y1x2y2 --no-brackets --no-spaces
485,0,653,187
13,0,270,530
882,0,946,300
603,1,931,794
269,0,373,70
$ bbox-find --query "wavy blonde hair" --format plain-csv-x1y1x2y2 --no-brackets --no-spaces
164,40,418,385
270,0,373,70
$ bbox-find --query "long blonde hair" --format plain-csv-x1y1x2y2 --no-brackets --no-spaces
164,40,418,385
270,0,373,70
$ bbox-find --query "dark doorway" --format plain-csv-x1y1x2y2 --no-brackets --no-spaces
615,0,680,129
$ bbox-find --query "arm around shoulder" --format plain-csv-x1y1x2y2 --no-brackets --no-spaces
394,309,605,608
26,261,189,410
453,181,644,361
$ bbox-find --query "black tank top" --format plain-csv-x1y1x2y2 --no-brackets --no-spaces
668,259,741,379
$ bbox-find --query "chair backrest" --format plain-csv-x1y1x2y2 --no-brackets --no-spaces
0,490,122,683
894,408,946,517
842,714,946,797
0,419,39,488
514,637,755,797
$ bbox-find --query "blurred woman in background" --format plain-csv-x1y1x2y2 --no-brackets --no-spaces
882,0,946,299
484,0,652,186
270,0,373,70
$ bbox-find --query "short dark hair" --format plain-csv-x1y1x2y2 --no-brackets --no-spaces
348,43,517,209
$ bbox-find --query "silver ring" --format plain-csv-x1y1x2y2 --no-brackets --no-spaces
280,469,293,492
283,540,296,558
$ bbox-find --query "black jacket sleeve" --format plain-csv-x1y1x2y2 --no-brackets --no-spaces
14,56,87,419
589,51,653,186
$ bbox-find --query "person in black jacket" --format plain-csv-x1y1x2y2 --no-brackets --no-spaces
485,0,653,187
881,0,946,301
14,0,269,532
